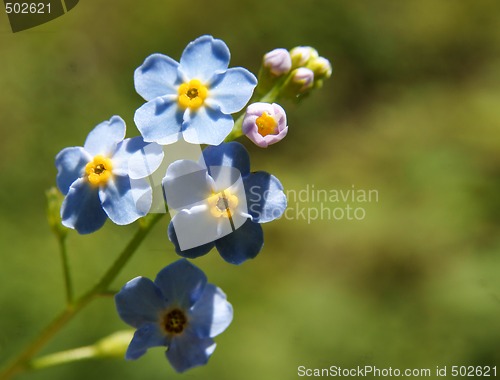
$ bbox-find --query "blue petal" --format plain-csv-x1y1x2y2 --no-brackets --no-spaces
134,53,180,101
154,259,208,309
189,284,233,338
244,171,287,223
83,116,126,157
126,322,168,360
166,331,216,373
55,147,91,195
115,277,166,328
134,96,183,145
162,160,212,210
181,107,234,145
179,35,230,82
215,219,263,264
208,68,257,114
112,137,164,179
99,175,152,225
61,178,107,234
202,142,251,177
168,220,216,259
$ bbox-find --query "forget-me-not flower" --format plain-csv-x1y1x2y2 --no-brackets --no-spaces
115,259,233,373
134,35,257,146
166,142,287,265
55,116,163,234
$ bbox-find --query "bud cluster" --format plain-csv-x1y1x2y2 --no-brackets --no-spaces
261,46,332,98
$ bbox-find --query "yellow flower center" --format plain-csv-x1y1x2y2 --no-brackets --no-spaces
178,79,208,110
255,112,278,137
162,308,188,335
208,191,239,219
85,155,113,186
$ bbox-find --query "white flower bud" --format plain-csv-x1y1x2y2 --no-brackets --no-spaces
290,46,318,67
292,67,315,92
310,56,332,78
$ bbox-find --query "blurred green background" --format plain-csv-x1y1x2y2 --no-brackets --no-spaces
1,0,500,379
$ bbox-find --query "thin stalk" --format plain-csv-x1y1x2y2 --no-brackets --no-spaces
58,236,73,305
86,213,164,296
0,213,164,380
29,346,97,370
0,302,91,380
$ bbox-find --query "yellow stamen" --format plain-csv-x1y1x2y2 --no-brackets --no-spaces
255,112,278,137
178,79,208,110
85,155,113,186
207,191,239,219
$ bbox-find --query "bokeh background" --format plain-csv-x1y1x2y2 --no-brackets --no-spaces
1,1,499,379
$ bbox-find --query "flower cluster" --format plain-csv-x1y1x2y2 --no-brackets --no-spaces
54,35,330,373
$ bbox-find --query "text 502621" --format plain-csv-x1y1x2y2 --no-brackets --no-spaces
5,3,51,14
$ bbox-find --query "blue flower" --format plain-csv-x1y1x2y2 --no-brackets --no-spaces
134,35,257,146
55,116,163,234
165,142,287,264
115,259,233,373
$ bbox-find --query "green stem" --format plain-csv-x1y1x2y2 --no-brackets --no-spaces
29,346,97,370
0,213,164,380
86,213,164,296
0,304,90,380
224,113,246,142
259,83,283,103
58,236,73,305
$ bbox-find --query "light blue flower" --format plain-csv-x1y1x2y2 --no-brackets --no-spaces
115,259,233,373
55,116,163,234
134,35,257,146
165,142,287,264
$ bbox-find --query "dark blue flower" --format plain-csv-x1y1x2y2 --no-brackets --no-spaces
134,35,257,146
55,116,163,234
115,259,233,373
165,142,287,264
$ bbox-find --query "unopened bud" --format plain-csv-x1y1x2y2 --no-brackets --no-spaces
309,56,332,79
292,68,315,92
290,46,318,68
263,48,292,76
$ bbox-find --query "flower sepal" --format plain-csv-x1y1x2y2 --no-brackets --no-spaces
46,187,70,239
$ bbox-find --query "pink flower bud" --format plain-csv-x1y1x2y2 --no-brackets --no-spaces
242,103,288,148
263,48,292,76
